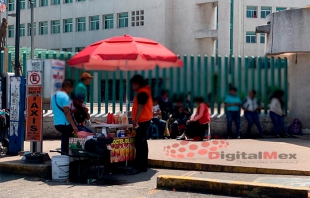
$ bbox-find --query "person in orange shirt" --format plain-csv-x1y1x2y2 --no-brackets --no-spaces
126,75,153,175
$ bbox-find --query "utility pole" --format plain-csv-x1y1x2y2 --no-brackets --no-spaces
14,0,20,76
30,0,34,59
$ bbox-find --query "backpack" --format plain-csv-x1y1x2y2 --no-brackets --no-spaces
288,118,302,135
73,105,87,124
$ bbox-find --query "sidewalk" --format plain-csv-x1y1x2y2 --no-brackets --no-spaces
0,138,309,176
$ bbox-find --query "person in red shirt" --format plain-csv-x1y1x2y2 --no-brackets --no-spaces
177,97,210,141
127,75,153,175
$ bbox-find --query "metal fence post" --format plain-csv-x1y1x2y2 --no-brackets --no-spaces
270,57,275,92
0,51,4,73
183,55,187,104
251,56,255,91
112,71,116,113
155,66,159,97
224,55,229,94
90,71,94,114
119,71,123,112
210,56,215,115
284,58,288,114
277,57,282,89
217,55,222,115
22,51,27,75
162,68,166,90
8,51,11,72
244,56,248,96
264,56,269,114
257,56,262,103
204,55,208,103
53,51,57,59
231,55,235,87
190,55,195,110
98,71,102,114
197,55,201,98
238,56,242,95
105,71,109,113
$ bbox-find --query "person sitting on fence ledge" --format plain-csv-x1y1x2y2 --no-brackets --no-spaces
177,97,210,141
269,90,289,138
171,99,191,139
51,79,78,154
149,97,166,139
224,87,242,139
69,93,93,133
158,90,173,138
242,90,264,138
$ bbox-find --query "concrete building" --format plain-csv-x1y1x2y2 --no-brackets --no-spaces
5,0,309,57
257,5,310,128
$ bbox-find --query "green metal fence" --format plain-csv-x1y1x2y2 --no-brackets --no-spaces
1,51,288,115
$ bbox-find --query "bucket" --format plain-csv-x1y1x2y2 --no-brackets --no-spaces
52,155,70,181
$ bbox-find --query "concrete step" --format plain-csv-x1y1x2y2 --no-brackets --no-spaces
157,172,310,198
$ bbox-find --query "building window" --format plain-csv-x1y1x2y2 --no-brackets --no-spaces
77,17,86,32
20,0,26,9
90,16,99,30
260,34,265,44
276,7,287,12
246,32,256,43
51,0,60,5
62,48,72,52
64,19,73,33
64,0,72,3
8,25,14,38
261,7,271,18
51,20,60,34
8,0,14,11
104,14,113,29
20,24,25,36
75,47,84,52
118,12,128,28
28,23,36,36
246,6,257,18
131,10,144,27
40,0,48,6
28,0,36,8
39,21,48,35
76,0,85,1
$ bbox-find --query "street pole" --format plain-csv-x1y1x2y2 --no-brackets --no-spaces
30,0,34,59
29,0,38,153
14,0,20,76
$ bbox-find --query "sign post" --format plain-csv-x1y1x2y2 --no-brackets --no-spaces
26,59,43,153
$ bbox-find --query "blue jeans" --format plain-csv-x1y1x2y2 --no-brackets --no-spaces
149,118,166,138
270,111,287,135
77,125,94,133
244,111,263,135
226,111,241,137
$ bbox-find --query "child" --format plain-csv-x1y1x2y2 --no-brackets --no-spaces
242,90,263,138
224,87,242,139
150,98,166,139
269,90,289,138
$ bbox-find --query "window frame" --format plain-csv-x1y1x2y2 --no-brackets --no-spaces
90,16,99,30
131,10,144,27
63,18,73,33
246,6,258,18
51,20,60,34
28,23,36,36
261,7,271,18
20,24,25,37
246,32,257,44
39,0,48,7
260,33,265,44
276,7,287,12
118,12,128,28
64,0,72,3
8,0,14,11
103,14,114,29
76,17,86,32
39,21,48,35
20,0,26,9
51,0,60,5
8,25,14,38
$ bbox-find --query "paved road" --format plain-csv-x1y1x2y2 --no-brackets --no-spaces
0,169,238,198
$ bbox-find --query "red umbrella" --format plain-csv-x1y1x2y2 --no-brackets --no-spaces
68,35,183,70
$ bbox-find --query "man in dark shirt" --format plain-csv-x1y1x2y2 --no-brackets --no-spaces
127,75,152,175
158,90,173,120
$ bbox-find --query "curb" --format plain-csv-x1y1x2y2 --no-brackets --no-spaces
0,161,51,178
148,159,310,176
157,175,308,198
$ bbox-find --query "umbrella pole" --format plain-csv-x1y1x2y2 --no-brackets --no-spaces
125,61,129,113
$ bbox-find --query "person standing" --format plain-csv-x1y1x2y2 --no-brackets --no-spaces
74,72,93,104
51,79,78,154
224,87,242,139
127,75,153,175
242,90,264,138
269,90,289,138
